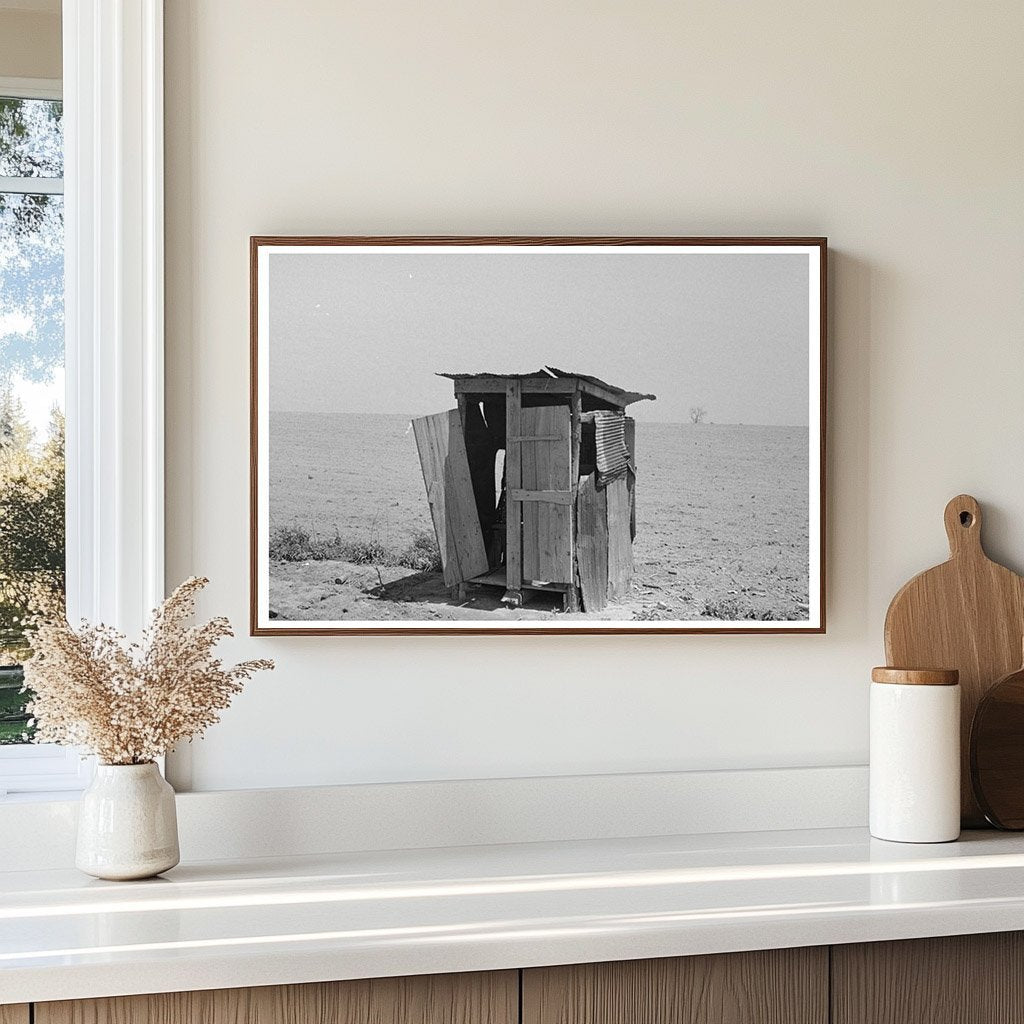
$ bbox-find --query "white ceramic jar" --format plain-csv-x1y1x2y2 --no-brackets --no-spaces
870,667,961,843
76,762,180,880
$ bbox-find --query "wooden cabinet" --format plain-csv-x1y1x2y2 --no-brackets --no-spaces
34,972,517,1024
832,932,1024,1024
14,934,1024,1024
522,948,828,1024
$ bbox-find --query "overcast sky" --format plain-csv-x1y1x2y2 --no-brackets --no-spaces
268,250,810,426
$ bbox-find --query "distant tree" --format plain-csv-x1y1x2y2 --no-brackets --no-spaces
0,98,65,741
689,406,707,425
0,99,65,634
0,97,65,387
0,393,65,664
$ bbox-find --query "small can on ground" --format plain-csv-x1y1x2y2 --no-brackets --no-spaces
870,667,961,843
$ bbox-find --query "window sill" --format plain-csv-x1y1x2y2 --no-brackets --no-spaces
0,789,85,804
0,745,94,799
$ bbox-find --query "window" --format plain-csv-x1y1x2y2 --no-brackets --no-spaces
0,87,65,729
0,6,166,799
0,80,80,795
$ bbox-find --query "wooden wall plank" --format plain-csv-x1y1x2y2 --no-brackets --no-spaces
624,416,636,540
605,474,633,600
504,381,523,601
520,406,572,584
523,949,828,1024
411,409,488,586
832,932,1024,1024
0,1006,29,1024
570,393,582,484
440,407,490,584
520,406,547,584
36,971,518,1024
511,489,573,506
576,472,608,611
567,391,583,612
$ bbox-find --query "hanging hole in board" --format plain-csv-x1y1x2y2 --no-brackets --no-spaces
960,511,974,528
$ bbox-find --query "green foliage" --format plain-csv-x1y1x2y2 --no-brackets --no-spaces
0,392,65,666
0,97,63,178
0,664,30,743
0,96,66,743
0,392,65,741
269,524,442,574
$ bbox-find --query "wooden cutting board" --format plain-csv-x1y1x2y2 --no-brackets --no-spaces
884,494,1024,826
970,652,1024,829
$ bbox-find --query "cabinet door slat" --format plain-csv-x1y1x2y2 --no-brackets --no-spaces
35,971,518,1024
523,949,828,1024
832,933,1024,1024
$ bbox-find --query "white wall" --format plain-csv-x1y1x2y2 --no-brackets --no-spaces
164,0,1024,792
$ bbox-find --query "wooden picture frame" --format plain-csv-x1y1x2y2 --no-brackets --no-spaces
251,236,827,635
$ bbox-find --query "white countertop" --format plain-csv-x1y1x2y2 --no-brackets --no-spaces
4,826,1024,1004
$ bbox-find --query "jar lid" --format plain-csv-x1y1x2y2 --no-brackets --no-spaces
871,667,959,686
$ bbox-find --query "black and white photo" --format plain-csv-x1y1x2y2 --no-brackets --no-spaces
251,238,825,634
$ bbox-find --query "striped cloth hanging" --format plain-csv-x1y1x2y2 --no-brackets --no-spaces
593,410,629,486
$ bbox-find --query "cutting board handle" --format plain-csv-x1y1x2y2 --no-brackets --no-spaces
944,494,983,558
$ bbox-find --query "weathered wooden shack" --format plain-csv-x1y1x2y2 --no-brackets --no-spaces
412,367,655,612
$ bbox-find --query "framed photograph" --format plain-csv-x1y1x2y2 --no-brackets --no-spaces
251,237,826,635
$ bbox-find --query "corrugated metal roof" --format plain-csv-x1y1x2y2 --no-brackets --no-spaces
437,368,552,382
437,366,656,404
545,365,656,400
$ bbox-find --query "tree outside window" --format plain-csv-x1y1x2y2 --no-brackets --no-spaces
0,95,65,744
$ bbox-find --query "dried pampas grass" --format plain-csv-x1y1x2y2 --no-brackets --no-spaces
23,577,273,765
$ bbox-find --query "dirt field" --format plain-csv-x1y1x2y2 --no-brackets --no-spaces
269,412,810,623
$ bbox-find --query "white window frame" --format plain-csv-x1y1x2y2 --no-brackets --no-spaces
0,74,84,795
0,77,64,191
0,77,61,101
0,0,164,798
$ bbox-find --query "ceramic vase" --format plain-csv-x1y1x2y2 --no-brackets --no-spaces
76,762,180,880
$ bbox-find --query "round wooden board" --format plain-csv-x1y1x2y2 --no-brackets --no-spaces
971,664,1024,830
885,495,1024,826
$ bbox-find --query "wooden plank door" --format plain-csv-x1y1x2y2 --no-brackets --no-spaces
412,409,489,587
832,933,1024,1024
0,1007,29,1024
36,972,518,1024
523,950,828,1024
576,472,608,611
605,475,633,600
517,406,573,584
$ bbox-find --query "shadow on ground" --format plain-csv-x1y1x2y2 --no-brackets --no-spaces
370,570,563,613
